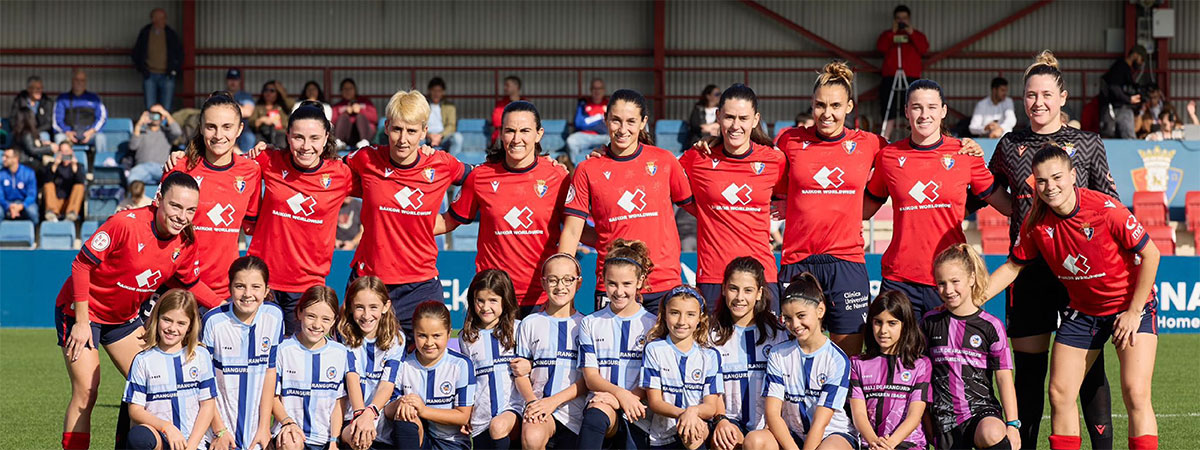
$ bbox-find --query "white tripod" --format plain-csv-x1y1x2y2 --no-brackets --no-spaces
880,45,909,140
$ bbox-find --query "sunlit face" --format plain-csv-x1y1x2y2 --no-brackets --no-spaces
413,317,450,363
812,85,852,137
723,271,763,322
473,289,503,330
871,310,902,354
719,99,760,151
780,300,823,342
229,269,269,319
935,261,974,310
386,119,427,164
606,100,646,153
352,292,389,338
288,118,328,168
604,264,644,313
157,307,191,348
542,258,580,310
202,104,243,155
155,185,198,235
664,295,702,341
298,301,336,344
1024,74,1066,130
1033,158,1077,212
501,111,542,166
905,88,946,141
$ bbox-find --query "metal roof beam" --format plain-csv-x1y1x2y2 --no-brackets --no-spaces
736,0,878,72
926,0,1054,66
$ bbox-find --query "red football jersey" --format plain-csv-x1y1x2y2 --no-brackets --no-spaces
55,207,201,324
246,150,354,293
1012,188,1151,316
678,143,785,284
167,156,262,299
563,145,693,293
449,158,569,305
866,137,995,285
347,146,469,284
774,127,885,265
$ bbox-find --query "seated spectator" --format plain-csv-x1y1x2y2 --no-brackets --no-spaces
117,180,154,211
1145,110,1183,141
8,76,54,161
53,69,108,153
795,112,815,128
687,84,721,146
132,7,182,111
43,142,85,223
1100,45,1147,138
250,80,292,148
336,197,363,250
0,148,38,224
225,68,258,151
292,80,332,121
331,78,377,149
969,76,1016,137
1136,85,1174,139
426,77,461,154
566,78,610,163
491,75,524,143
128,104,181,185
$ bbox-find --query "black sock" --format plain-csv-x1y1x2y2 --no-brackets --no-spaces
983,436,1013,450
114,401,131,450
577,407,612,450
493,435,511,450
125,425,158,450
1013,351,1048,450
392,420,423,449
1080,351,1115,450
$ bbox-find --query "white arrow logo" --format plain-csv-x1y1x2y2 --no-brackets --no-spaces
383,168,394,178
1062,255,1090,275
207,203,236,226
802,141,812,149
603,171,611,180
617,189,647,213
721,183,753,205
135,269,162,288
908,181,940,203
503,206,535,229
813,166,845,189
898,156,907,167
286,193,317,216
491,181,500,192
394,186,424,209
711,159,720,168
137,243,144,253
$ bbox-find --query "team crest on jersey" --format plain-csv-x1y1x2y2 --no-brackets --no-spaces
898,156,907,167
440,381,453,395
900,371,912,382
635,334,647,350
1045,227,1054,239
942,155,955,170
260,337,270,353
646,161,658,176
1081,223,1094,240
320,174,332,189
762,344,773,358
969,335,983,348
189,366,199,379
423,168,436,182
326,366,337,380
234,176,246,193
752,162,765,174
843,141,857,154
171,247,181,261
491,181,500,192
534,180,548,198
817,373,828,384
194,176,204,187
691,369,703,382
1062,142,1077,157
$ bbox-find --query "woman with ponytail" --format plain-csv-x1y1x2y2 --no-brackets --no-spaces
985,147,1160,450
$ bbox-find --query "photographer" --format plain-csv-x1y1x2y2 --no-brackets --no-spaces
43,142,85,223
875,4,929,136
128,104,180,185
1100,45,1148,139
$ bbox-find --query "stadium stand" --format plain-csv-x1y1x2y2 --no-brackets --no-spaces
654,119,688,155
773,121,795,140
38,221,76,250
1133,191,1169,226
540,119,568,155
80,220,99,243
0,221,36,248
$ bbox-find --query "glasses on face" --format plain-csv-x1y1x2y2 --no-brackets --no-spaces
543,276,578,287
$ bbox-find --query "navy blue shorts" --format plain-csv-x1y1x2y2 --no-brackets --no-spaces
137,287,210,328
55,305,143,348
779,255,869,335
1056,301,1158,350
699,282,781,316
347,273,443,344
1006,258,1072,338
595,290,669,316
879,278,942,322
933,411,999,450
270,290,306,338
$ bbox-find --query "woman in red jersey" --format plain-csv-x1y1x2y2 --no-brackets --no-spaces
56,172,218,450
985,146,1160,450
558,89,694,314
678,83,785,312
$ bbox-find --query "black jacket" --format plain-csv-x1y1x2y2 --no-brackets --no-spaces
1100,59,1137,107
8,91,54,134
132,24,183,77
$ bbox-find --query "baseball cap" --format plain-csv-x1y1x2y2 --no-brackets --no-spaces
226,68,242,79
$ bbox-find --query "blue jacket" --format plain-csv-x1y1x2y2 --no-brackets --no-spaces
573,98,607,134
0,164,37,210
54,90,107,133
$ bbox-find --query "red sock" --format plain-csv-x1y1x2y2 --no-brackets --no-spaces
1049,434,1082,450
1129,435,1159,450
61,432,89,450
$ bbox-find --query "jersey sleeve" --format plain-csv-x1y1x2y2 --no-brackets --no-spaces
123,353,148,406
912,357,932,403
640,345,663,390
200,314,216,350
456,358,477,407
988,137,1011,188
562,166,592,219
848,358,864,400
447,171,479,225
818,355,851,410
173,243,201,288
865,153,889,202
449,155,471,186
763,350,786,400
577,318,598,369
988,323,1014,371
80,213,130,265
515,321,532,360
1107,203,1150,252
244,166,263,223
381,353,402,385
198,352,218,400
668,158,694,206
1010,228,1041,264
704,349,723,396
968,156,997,198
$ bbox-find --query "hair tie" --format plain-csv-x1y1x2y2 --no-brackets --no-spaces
667,285,704,304
605,256,644,270
785,292,823,304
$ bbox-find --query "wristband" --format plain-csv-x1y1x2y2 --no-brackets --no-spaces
1006,419,1022,429
215,428,228,439
368,404,381,417
711,414,728,426
351,408,365,420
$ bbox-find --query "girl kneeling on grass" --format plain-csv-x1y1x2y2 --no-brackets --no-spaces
389,301,475,450
338,275,405,450
272,286,351,450
459,269,522,449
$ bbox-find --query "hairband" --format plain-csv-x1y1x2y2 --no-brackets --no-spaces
668,285,703,301
606,256,643,270
785,292,823,304
542,252,582,274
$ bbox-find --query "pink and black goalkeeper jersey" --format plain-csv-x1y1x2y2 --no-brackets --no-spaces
850,354,932,448
921,308,1012,432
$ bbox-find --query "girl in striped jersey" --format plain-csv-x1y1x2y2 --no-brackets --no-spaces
642,286,724,449
123,290,217,450
708,257,788,450
510,253,589,449
337,276,404,450
203,256,285,450
578,240,659,449
745,274,855,450
272,286,351,450
459,270,522,449
848,290,931,450
391,301,476,450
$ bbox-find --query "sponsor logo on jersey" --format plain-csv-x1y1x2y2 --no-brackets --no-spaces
504,206,535,229
127,212,137,219
440,381,453,395
691,368,703,381
753,162,766,174
135,269,162,288
491,181,500,192
843,141,857,154
91,231,111,251
900,370,912,382
646,161,658,176
207,203,236,227
326,366,337,380
802,141,812,150
285,193,317,216
942,155,955,170
234,176,246,193
320,174,332,189
603,171,611,180
172,247,181,261
565,186,576,204
1131,147,1183,203
281,170,289,179
908,180,940,203
722,183,753,205
898,156,907,167
1062,254,1091,275
813,166,845,189
534,180,548,198
423,168,436,182
1126,214,1145,240
1017,144,1027,156
969,335,982,348
617,189,648,213
190,366,199,379
1104,200,1116,208
711,158,720,168
1081,223,1094,240
395,186,425,210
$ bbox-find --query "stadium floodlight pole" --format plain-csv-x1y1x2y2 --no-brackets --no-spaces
880,45,909,140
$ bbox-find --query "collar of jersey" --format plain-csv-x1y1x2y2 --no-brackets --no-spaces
150,346,185,357
389,151,421,170
816,128,846,142
605,144,643,161
288,153,325,174
665,337,699,357
909,137,944,151
721,144,754,160
148,215,173,242
223,303,259,327
1050,187,1083,219
202,156,235,172
503,157,538,173
411,347,450,370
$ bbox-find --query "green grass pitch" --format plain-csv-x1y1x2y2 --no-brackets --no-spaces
2,329,1197,449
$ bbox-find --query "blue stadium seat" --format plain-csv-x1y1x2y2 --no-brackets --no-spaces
0,221,35,248
375,117,388,145
456,151,488,166
143,183,158,199
451,222,479,251
101,118,134,148
39,221,77,250
654,120,688,155
91,151,124,186
773,121,795,139
86,185,124,222
456,119,490,155
540,119,568,155
80,220,100,243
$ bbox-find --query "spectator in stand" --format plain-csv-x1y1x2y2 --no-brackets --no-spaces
0,148,38,224
1135,85,1174,138
117,180,153,211
43,142,85,223
796,112,815,128
292,81,332,121
687,84,721,146
127,104,181,185
53,69,108,153
9,76,55,160
1144,110,1183,141
566,77,610,163
336,197,363,250
132,7,182,111
426,77,461,154
331,78,377,149
1100,45,1147,139
251,80,292,148
225,68,258,151
490,75,523,143
876,4,929,136
970,77,1016,138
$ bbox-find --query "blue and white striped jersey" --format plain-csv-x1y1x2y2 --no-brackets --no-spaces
344,336,404,443
579,306,655,431
710,325,790,431
397,349,476,447
461,321,520,437
274,337,352,446
641,339,723,446
123,346,218,442
201,303,285,449
762,338,854,440
513,311,587,433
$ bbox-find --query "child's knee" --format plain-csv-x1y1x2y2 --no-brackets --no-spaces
126,425,159,450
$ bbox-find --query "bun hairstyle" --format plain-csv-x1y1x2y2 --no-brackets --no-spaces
607,89,655,146
1023,50,1064,92
814,60,855,96
184,91,243,170
933,244,990,306
460,269,519,351
158,171,200,243
1021,145,1075,236
711,256,783,346
604,238,655,282
715,84,774,147
781,272,826,310
487,100,545,163
338,275,400,352
287,100,339,160
862,290,926,367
